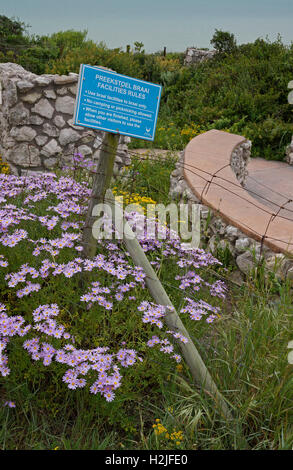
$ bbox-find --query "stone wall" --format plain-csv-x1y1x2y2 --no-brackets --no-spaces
0,63,130,175
184,48,216,66
169,140,293,280
285,136,293,165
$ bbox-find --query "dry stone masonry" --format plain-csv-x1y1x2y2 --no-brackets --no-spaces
169,140,293,280
184,48,216,66
0,63,130,175
285,136,293,165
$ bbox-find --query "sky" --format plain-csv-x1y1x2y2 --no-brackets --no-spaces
1,0,293,52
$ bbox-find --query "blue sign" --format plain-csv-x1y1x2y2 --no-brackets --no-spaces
73,64,162,141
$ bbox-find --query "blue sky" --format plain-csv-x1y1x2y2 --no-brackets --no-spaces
1,0,292,52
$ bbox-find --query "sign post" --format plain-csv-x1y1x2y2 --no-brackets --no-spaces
73,64,162,258
81,131,119,259
73,65,248,445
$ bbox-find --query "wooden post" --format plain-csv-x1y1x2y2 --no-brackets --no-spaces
81,132,119,259
163,46,166,57
106,188,249,448
106,189,231,416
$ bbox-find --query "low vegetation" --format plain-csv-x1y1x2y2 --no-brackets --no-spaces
0,155,292,450
1,15,292,160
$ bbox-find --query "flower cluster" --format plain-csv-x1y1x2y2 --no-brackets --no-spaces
147,335,181,363
152,419,184,446
0,171,225,404
138,301,173,329
0,303,31,377
180,297,220,323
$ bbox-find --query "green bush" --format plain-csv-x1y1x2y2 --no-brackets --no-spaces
1,15,292,160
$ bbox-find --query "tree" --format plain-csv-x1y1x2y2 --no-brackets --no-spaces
0,15,29,54
210,29,237,55
48,30,89,59
133,41,145,54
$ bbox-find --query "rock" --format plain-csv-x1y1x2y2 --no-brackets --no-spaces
54,115,65,128
34,76,52,86
41,139,62,157
69,85,77,95
43,157,58,169
93,134,103,147
242,141,252,151
169,180,187,199
10,126,37,142
35,135,48,146
16,80,34,92
210,217,226,236
92,149,101,160
9,103,29,125
113,162,120,176
20,169,48,177
287,266,293,280
7,144,41,167
55,95,75,115
218,239,235,256
56,87,68,96
236,251,260,275
229,270,244,286
287,153,293,165
172,168,182,178
31,98,54,119
265,253,287,277
3,137,15,149
235,237,250,253
67,118,81,130
59,128,81,146
252,241,270,255
77,145,92,156
225,225,239,241
114,155,123,165
29,115,44,125
183,187,200,202
62,145,76,163
43,123,58,137
7,163,19,175
21,91,42,104
207,234,217,253
54,75,78,85
43,89,56,99
184,48,216,66
5,81,18,107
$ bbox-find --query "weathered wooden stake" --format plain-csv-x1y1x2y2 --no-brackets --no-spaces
106,189,250,448
106,189,232,416
81,132,119,259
